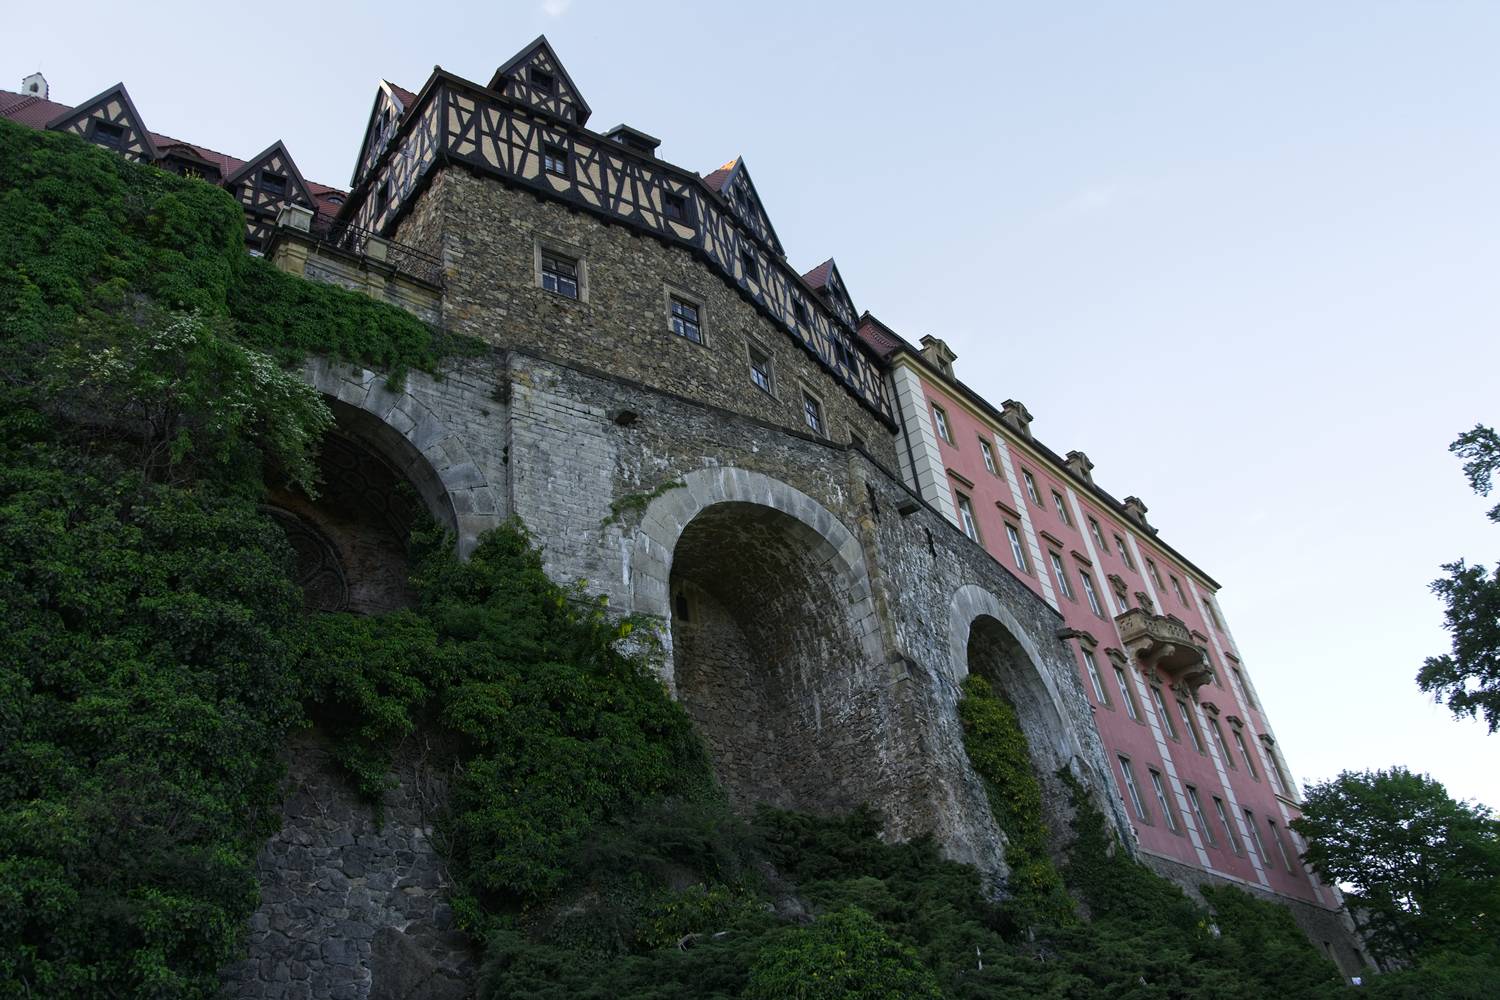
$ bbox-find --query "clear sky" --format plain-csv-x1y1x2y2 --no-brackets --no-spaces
7,2,1497,807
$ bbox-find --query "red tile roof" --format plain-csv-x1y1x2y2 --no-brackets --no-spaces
702,158,738,192
856,313,906,359
801,258,835,290
0,90,72,128
387,83,418,109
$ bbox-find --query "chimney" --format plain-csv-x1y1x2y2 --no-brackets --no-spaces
21,72,47,100
918,335,957,379
1065,450,1095,485
1122,496,1155,533
999,399,1033,440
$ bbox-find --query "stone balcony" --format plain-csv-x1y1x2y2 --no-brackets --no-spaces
265,204,443,325
1114,608,1215,690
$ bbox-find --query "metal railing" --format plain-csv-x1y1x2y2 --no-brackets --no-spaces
307,216,445,288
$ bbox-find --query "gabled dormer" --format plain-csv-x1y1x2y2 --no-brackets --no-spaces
224,141,316,249
487,35,592,127
702,157,784,257
46,82,158,163
351,80,415,188
156,141,221,184
801,258,857,329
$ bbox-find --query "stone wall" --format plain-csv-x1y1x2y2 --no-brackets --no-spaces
394,168,898,469
220,731,475,1000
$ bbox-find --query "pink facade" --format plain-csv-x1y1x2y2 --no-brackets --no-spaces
862,315,1329,911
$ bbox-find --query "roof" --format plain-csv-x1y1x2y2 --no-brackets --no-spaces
387,83,417,109
855,313,904,357
0,90,70,128
0,88,347,218
802,258,835,290
702,160,735,192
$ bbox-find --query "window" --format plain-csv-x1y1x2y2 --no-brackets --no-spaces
669,296,702,343
1151,687,1177,740
1080,571,1104,617
1149,769,1179,832
1114,535,1135,570
663,191,688,221
529,67,556,92
1209,717,1234,767
1203,598,1225,631
748,345,774,394
850,430,866,451
791,297,809,324
542,142,569,175
93,119,125,149
1110,580,1130,614
1268,819,1296,869
1232,667,1257,709
1170,575,1188,605
1186,786,1214,845
1245,809,1272,868
980,439,998,475
1114,666,1140,721
1052,490,1072,525
932,404,953,443
541,251,579,299
802,392,824,436
376,181,390,215
1049,552,1075,600
740,247,759,282
1005,524,1028,572
1145,558,1164,589
956,493,980,541
1081,648,1108,704
1118,756,1149,821
1232,729,1260,780
1212,796,1244,855
1177,699,1205,753
261,171,288,196
1022,469,1041,504
1088,516,1107,552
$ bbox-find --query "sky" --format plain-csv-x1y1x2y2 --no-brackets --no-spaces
6,2,1497,807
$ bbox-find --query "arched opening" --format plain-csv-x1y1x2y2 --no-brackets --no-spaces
265,414,431,615
963,613,1076,853
668,501,876,814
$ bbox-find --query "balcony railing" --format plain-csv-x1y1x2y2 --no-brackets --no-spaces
1115,608,1215,689
307,215,444,288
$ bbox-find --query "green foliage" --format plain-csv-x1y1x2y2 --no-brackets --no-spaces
744,907,945,1000
956,675,1073,927
1293,768,1500,965
1419,424,1500,732
601,478,686,527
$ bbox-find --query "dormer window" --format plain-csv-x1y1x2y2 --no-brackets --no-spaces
542,142,569,176
529,67,556,93
92,120,125,149
261,172,288,197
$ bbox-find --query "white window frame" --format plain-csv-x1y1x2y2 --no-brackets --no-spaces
747,341,775,396
1213,796,1244,855
932,404,953,443
956,492,980,542
1088,516,1107,551
1114,534,1135,570
1080,571,1104,617
1149,768,1179,832
1081,648,1108,704
1118,756,1149,821
1186,786,1214,845
1244,808,1272,868
1022,468,1041,504
979,439,998,475
1052,490,1071,525
534,235,588,302
1114,666,1140,721
1177,699,1205,753
1004,524,1028,572
1049,551,1075,600
1151,686,1177,740
801,389,826,437
1268,819,1296,869
1232,728,1260,780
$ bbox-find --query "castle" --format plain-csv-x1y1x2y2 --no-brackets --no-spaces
3,36,1370,994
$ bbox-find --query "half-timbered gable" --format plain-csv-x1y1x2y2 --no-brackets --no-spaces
351,81,413,189
486,35,592,127
45,83,158,163
224,141,316,250
802,258,858,330
703,158,784,257
155,140,223,183
344,54,893,425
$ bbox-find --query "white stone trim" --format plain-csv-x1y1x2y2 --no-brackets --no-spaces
995,436,1058,609
891,365,957,526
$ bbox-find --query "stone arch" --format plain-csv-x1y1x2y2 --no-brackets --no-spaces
302,359,503,557
629,467,887,813
948,584,1089,853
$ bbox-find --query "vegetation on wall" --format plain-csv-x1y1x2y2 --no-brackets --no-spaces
0,114,1363,999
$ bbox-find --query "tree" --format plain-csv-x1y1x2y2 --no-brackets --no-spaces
1291,768,1500,965
1418,425,1500,732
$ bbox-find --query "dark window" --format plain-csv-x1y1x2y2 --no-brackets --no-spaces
529,67,556,92
792,298,809,324
542,142,568,176
740,248,759,282
833,335,857,369
93,120,125,149
376,182,390,214
663,191,688,221
749,347,773,395
541,252,579,299
670,297,702,344
803,393,824,436
674,593,690,620
261,172,288,197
